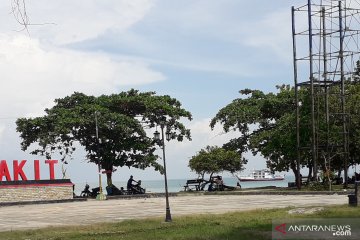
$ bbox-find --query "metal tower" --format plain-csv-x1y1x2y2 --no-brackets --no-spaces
292,0,360,188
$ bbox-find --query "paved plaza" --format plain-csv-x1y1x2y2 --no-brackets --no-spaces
0,194,347,232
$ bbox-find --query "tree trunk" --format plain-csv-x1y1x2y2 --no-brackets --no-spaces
290,163,300,189
337,168,342,179
209,172,214,182
106,171,112,186
307,164,313,182
291,167,298,183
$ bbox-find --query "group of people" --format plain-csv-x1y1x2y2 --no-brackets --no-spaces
207,176,238,192
81,175,145,197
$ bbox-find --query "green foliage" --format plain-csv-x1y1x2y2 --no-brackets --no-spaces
16,89,192,183
188,145,244,179
211,79,360,179
308,181,329,191
210,85,301,176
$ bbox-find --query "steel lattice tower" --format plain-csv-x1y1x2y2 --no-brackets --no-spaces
292,0,360,188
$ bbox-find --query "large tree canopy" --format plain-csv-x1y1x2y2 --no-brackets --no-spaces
210,86,301,175
210,79,360,184
16,89,192,184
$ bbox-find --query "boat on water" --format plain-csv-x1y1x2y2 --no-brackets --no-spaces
236,169,285,182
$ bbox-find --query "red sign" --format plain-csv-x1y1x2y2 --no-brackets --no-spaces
0,160,58,181
275,223,287,235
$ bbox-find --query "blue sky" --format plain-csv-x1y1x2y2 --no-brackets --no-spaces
0,0,305,183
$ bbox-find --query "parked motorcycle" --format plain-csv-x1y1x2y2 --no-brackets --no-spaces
129,180,146,194
80,184,99,198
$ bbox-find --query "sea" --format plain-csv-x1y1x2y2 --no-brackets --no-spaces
73,175,295,196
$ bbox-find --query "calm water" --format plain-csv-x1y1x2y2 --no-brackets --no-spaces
74,175,295,196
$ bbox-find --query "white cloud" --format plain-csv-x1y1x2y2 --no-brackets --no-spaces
0,1,167,182
241,9,293,62
162,118,269,178
187,118,239,148
0,124,5,140
2,0,155,45
161,118,240,178
0,1,285,182
101,1,295,78
0,34,165,118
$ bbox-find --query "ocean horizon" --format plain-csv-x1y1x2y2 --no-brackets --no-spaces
73,175,295,196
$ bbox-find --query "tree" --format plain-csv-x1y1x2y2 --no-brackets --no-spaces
188,145,244,181
210,81,360,185
11,0,30,33
210,85,318,185
16,89,192,185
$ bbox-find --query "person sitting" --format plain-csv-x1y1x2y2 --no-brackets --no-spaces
106,184,124,195
208,182,214,192
81,183,91,197
132,180,146,194
215,176,224,191
127,175,138,193
355,172,360,181
91,187,100,198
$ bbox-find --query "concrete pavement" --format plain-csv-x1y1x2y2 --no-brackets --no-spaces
0,194,347,232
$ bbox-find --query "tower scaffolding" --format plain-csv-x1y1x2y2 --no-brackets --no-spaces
292,0,360,188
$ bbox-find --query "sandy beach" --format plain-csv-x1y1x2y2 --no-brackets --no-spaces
0,193,347,232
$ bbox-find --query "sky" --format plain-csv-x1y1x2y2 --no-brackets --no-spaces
0,0,306,184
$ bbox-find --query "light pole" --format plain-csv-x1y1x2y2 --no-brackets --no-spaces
95,111,106,200
154,122,172,222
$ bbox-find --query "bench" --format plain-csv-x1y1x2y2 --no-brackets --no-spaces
301,176,308,185
183,179,204,191
287,176,308,188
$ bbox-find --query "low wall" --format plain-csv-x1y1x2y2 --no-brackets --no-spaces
0,179,74,203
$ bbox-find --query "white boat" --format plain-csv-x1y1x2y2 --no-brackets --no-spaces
236,169,285,182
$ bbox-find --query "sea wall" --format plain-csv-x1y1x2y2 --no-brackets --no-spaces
0,179,74,203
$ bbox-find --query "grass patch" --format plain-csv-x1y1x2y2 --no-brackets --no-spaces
1,205,360,240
